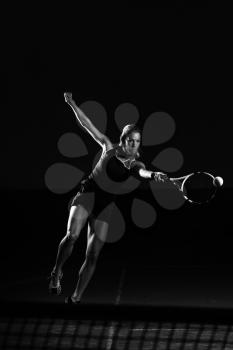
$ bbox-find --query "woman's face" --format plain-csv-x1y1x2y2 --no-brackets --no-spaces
123,132,141,156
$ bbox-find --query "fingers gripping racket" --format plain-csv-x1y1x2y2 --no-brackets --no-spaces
166,171,224,204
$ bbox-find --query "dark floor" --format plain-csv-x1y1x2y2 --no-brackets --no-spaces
1,260,233,310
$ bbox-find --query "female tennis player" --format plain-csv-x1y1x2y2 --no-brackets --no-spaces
48,92,167,304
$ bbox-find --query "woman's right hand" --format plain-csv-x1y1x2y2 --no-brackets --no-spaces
64,92,73,104
153,172,168,183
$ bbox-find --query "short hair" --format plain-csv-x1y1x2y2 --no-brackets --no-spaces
119,124,141,146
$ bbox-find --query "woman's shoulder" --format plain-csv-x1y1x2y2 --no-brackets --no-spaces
97,144,117,163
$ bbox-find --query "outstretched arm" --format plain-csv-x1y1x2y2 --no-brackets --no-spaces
139,168,168,182
131,161,167,182
64,92,112,149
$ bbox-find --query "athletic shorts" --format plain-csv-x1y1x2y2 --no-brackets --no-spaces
68,183,117,222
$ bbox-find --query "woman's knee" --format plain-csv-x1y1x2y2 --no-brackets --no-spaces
86,236,104,264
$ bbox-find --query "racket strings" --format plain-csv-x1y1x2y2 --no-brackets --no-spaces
184,173,216,204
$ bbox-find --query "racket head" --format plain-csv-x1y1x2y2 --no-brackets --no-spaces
182,171,217,204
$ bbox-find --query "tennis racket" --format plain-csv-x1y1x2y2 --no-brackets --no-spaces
165,171,224,204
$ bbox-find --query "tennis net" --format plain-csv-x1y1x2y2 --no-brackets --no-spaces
1,301,233,349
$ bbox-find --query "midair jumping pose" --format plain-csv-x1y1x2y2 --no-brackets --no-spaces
48,92,167,304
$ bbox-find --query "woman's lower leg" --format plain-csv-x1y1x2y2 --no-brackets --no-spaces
52,235,76,281
72,256,97,301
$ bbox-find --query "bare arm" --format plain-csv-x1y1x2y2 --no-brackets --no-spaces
131,161,167,182
64,92,112,149
139,168,168,182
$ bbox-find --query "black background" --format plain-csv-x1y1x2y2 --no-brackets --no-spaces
4,5,233,275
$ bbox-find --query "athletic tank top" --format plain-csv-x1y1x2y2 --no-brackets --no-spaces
81,146,145,195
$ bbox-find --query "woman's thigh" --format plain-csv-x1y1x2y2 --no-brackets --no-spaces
66,205,89,240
